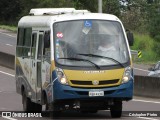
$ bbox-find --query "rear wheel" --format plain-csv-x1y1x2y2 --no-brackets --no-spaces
34,103,42,112
22,91,42,112
22,91,34,112
110,101,122,118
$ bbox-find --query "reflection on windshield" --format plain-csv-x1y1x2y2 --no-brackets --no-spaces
54,20,129,67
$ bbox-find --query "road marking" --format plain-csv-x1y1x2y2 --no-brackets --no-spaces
6,44,13,47
138,117,159,120
133,67,149,72
0,31,16,38
133,99,160,104
2,116,17,120
0,70,14,77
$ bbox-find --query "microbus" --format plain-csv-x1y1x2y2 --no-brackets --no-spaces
15,8,134,118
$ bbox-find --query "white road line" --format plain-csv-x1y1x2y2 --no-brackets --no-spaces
0,70,14,77
133,67,150,72
2,116,17,120
0,31,16,38
6,44,13,47
133,99,160,104
138,117,159,120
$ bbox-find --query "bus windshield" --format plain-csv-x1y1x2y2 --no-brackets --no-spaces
53,20,129,67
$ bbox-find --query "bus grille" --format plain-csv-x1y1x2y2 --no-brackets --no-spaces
70,79,119,86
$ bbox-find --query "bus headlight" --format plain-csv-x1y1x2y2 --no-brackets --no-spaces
122,66,132,84
56,68,68,85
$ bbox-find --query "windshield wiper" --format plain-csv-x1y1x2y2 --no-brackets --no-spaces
58,57,100,69
77,53,124,68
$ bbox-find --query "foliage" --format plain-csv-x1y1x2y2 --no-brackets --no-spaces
0,25,17,32
103,0,121,16
1,0,160,62
131,33,160,62
0,0,22,24
0,0,121,24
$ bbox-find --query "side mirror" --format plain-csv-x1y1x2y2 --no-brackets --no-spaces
126,30,134,46
44,31,50,48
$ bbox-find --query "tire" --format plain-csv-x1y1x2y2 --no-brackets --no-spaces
34,103,42,112
22,91,42,112
22,91,34,112
110,101,122,118
44,94,49,111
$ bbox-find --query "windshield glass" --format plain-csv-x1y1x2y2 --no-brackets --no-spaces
53,20,129,67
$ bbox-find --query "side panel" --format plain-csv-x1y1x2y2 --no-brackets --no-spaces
15,27,52,104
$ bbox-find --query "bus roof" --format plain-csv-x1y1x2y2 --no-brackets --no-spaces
29,8,90,15
18,11,120,27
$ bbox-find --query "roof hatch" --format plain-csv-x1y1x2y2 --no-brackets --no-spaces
29,8,90,15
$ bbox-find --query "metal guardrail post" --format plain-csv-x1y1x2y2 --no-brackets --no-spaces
130,50,138,61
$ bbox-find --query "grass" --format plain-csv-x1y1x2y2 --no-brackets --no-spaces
0,25,17,32
131,33,160,64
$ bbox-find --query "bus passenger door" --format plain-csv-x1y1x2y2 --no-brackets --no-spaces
36,32,44,103
30,32,38,102
30,31,43,103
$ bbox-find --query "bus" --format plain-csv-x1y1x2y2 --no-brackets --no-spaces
15,8,134,118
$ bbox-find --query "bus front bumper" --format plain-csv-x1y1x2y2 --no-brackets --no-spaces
53,79,133,101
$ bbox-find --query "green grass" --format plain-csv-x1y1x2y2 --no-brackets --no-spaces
131,33,160,63
0,25,17,32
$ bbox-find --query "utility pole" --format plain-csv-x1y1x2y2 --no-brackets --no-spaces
98,0,102,13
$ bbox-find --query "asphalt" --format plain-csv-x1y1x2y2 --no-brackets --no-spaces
0,66,160,120
0,29,16,55
0,29,159,120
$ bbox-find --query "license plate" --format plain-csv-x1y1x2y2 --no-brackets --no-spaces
89,91,104,97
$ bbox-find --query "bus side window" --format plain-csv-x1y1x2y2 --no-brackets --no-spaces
43,31,50,62
23,28,32,57
37,34,43,60
17,28,24,57
44,48,50,63
17,28,24,46
31,33,37,58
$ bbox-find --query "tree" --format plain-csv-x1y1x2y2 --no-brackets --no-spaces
147,0,160,41
120,0,149,32
0,0,21,24
103,0,121,17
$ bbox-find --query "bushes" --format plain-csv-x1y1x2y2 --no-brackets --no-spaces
131,33,160,62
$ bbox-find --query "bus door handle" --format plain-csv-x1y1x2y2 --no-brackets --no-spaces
32,61,35,67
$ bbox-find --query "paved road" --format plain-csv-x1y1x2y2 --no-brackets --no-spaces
133,64,150,76
0,29,159,120
0,66,160,120
0,29,16,55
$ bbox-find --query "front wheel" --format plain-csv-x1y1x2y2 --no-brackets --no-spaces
110,101,122,118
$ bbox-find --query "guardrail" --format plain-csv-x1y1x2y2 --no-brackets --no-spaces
134,75,160,98
0,52,160,98
0,52,14,69
131,50,138,60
